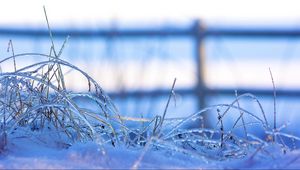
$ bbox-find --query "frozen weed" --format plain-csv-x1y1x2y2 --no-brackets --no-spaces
0,7,123,151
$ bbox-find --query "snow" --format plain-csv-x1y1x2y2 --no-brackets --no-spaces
0,135,300,169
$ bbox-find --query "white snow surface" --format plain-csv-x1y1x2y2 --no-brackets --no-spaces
1,137,300,169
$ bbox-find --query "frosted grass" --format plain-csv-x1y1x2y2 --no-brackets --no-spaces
0,8,299,167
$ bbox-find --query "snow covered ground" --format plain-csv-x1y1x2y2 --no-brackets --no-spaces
0,136,299,169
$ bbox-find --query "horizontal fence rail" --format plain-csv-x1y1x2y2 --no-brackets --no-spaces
2,27,300,38
108,88,300,98
1,20,300,110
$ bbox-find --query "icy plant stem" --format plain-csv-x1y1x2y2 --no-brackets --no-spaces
158,78,177,134
43,6,66,90
161,78,177,124
217,109,224,148
7,40,16,71
269,68,277,132
235,90,248,139
43,6,57,57
152,116,161,135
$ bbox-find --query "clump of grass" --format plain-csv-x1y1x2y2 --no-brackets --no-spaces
0,51,124,147
0,7,124,150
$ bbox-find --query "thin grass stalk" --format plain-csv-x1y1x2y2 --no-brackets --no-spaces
234,90,248,140
156,78,177,136
269,68,277,135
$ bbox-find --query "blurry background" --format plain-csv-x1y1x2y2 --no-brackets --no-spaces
1,0,300,133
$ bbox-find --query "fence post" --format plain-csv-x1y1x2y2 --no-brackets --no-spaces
193,20,206,111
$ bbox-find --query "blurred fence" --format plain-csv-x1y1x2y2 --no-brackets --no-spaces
1,20,300,115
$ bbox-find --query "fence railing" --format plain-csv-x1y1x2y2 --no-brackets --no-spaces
1,20,300,110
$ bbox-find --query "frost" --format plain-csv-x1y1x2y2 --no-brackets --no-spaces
0,14,299,168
